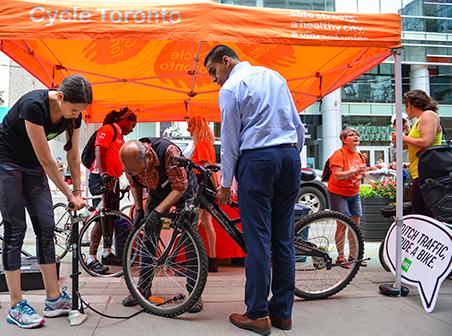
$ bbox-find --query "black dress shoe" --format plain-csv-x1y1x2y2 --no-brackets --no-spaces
270,315,292,330
229,313,271,336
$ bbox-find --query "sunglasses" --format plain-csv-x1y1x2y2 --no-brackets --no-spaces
126,115,137,122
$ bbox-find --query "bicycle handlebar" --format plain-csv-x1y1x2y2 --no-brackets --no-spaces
173,156,220,176
67,186,131,210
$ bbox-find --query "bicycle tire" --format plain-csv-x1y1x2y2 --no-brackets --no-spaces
123,219,208,317
78,210,133,277
379,240,391,272
294,210,364,300
53,202,72,260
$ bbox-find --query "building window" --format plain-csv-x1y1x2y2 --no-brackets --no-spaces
429,65,452,104
342,64,395,103
220,0,258,6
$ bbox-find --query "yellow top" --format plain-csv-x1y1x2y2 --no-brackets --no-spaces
407,117,442,179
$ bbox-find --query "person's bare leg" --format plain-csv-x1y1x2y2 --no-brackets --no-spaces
335,221,346,258
348,216,360,258
5,270,22,307
89,221,102,257
199,209,216,258
40,264,61,300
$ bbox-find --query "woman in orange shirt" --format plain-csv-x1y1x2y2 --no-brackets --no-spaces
188,116,219,272
327,127,367,267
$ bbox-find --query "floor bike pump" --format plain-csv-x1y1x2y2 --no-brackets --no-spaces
68,208,88,326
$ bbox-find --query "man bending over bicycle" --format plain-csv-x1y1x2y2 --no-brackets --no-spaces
119,138,203,313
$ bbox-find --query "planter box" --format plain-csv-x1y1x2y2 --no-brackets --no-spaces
360,197,392,242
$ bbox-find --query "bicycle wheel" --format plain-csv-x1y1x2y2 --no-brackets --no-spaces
379,240,391,272
78,210,133,277
123,217,208,317
294,210,364,299
120,204,133,217
53,202,72,260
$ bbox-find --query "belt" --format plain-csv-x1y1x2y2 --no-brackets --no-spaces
274,143,297,148
242,143,297,152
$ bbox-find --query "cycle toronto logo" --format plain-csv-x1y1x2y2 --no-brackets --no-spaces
29,6,183,26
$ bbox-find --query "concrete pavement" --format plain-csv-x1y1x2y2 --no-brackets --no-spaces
0,261,451,336
1,191,451,335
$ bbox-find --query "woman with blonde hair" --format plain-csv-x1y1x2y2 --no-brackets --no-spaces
188,116,219,272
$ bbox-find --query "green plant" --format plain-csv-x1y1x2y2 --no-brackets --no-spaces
360,179,396,199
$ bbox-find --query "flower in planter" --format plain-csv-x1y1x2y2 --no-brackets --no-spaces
360,179,396,200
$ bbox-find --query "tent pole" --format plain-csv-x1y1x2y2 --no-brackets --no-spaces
84,117,90,199
394,49,403,291
379,48,409,297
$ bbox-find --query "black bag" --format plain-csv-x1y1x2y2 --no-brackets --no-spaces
420,174,452,223
418,123,452,184
321,158,332,182
419,122,452,223
81,124,117,169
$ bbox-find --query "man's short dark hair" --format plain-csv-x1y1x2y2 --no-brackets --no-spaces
204,45,239,67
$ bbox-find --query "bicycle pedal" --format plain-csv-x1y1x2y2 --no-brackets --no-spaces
149,296,165,304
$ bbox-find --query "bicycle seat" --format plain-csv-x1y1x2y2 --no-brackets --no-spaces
301,168,316,182
205,164,221,172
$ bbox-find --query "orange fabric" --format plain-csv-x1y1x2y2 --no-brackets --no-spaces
327,147,366,197
191,140,216,165
0,1,401,122
92,123,124,177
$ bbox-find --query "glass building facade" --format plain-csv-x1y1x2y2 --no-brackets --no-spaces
219,0,452,168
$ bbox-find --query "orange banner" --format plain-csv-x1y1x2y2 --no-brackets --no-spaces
0,1,401,48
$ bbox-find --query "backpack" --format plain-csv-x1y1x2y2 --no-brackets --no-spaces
321,149,364,182
321,158,332,182
81,124,117,169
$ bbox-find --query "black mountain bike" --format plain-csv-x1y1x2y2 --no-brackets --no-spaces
123,158,364,317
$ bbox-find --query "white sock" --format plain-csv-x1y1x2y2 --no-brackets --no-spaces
87,255,96,264
103,248,112,257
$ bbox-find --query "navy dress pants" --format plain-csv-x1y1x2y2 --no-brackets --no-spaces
237,146,301,320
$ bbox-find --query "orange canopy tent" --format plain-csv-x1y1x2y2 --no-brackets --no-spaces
0,0,401,123
0,1,409,284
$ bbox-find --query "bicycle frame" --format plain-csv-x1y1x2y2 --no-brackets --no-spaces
180,158,331,263
200,187,246,252
156,204,198,265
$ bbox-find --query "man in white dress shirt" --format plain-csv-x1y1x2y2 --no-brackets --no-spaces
204,45,305,335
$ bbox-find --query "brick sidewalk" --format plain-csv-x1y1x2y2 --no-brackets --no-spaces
1,264,451,336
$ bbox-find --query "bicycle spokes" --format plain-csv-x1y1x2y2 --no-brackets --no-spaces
123,221,208,317
294,211,364,299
